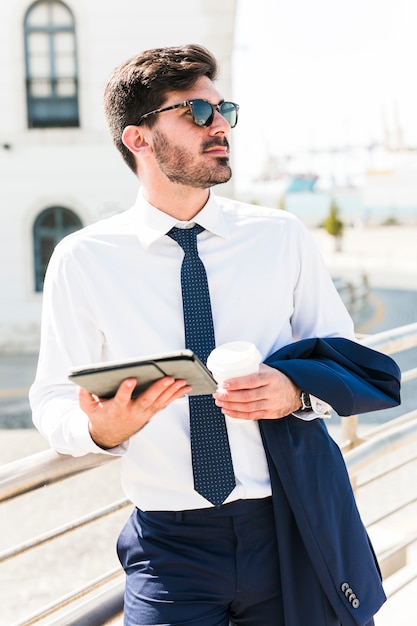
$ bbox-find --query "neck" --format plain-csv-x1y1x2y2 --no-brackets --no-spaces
141,180,210,222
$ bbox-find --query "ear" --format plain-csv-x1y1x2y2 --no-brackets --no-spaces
122,125,152,157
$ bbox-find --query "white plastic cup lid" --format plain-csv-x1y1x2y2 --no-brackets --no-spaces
207,341,261,381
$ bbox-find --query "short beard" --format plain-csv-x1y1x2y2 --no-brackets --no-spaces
153,129,232,188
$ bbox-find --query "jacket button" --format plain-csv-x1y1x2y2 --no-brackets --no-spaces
352,598,360,609
341,582,349,593
344,587,353,597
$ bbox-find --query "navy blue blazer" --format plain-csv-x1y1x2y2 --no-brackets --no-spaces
260,337,401,626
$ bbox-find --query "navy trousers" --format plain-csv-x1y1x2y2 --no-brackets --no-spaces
117,497,284,626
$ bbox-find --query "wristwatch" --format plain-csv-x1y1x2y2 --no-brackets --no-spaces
299,390,312,411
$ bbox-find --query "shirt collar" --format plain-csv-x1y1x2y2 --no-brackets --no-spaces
132,189,230,248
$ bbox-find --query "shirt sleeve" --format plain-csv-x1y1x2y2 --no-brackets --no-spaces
29,240,128,457
290,220,356,342
288,219,355,421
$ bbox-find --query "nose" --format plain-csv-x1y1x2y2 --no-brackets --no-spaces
209,107,231,134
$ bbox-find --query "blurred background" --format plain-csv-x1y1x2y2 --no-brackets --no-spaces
234,0,417,224
0,0,416,354
0,2,416,625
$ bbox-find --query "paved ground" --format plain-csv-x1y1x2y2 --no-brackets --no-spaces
0,224,416,624
311,223,417,290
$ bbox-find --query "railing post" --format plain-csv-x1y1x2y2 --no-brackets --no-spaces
341,414,361,450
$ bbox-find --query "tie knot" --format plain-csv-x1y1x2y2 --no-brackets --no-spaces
168,224,204,254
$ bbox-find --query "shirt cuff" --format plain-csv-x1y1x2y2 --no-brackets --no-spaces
70,411,130,456
292,394,332,421
94,441,130,455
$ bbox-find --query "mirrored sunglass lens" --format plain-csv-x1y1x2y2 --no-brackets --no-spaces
191,100,213,126
219,102,237,127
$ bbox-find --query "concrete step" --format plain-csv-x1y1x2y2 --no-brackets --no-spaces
375,568,417,625
375,534,417,625
369,526,408,578
383,562,417,598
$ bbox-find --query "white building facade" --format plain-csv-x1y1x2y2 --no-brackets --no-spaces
0,0,236,353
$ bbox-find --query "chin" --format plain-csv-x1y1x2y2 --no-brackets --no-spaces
213,162,232,181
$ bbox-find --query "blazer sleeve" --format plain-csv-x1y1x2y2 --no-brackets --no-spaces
260,416,385,626
264,337,401,416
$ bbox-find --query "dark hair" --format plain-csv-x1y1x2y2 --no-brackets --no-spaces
103,44,219,174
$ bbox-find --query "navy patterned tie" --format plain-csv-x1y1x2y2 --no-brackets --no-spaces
168,225,235,507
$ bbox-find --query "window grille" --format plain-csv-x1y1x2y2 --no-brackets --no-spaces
24,0,79,128
33,206,82,291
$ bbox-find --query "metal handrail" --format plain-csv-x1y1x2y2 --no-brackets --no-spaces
367,494,417,527
334,272,370,314
1,322,417,624
340,321,417,448
357,452,416,489
10,568,124,626
0,498,129,564
361,321,417,353
0,448,116,503
345,411,417,479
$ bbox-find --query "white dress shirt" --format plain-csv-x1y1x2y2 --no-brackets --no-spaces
30,191,355,511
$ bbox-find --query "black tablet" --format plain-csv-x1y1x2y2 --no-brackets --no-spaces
68,349,217,398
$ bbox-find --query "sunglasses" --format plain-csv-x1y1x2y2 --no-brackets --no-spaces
137,99,239,128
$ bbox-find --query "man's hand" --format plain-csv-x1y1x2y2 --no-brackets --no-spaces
213,364,300,421
80,376,191,449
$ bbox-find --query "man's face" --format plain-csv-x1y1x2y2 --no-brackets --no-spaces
150,76,233,189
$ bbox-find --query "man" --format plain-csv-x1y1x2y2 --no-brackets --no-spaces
30,44,399,625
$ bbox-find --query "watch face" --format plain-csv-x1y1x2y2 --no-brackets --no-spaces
301,392,312,410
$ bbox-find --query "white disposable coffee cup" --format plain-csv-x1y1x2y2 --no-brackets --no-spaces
207,341,262,391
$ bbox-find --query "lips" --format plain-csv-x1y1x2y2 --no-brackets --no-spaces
205,147,229,156
202,140,229,156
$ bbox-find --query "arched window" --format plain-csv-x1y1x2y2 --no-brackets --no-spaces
33,206,82,291
24,0,79,128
